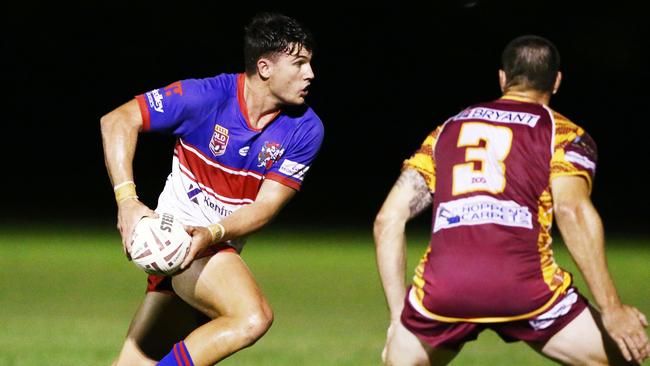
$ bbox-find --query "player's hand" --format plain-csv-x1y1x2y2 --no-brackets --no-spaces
601,304,650,364
381,320,400,363
116,198,156,259
180,225,213,270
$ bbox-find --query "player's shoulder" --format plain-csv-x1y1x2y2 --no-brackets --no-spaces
546,106,590,138
546,106,596,152
163,73,237,112
181,73,238,96
428,121,448,140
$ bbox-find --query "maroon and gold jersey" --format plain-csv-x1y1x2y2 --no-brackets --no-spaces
405,96,597,323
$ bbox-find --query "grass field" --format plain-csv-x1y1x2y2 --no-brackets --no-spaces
0,224,648,365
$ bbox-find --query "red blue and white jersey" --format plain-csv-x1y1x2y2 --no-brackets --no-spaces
404,96,597,323
135,73,324,250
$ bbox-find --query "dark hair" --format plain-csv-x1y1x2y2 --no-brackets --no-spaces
243,12,314,75
501,35,560,92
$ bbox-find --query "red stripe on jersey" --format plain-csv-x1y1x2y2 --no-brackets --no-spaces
176,143,261,201
135,94,151,131
178,342,193,366
179,139,263,178
172,342,183,365
266,172,302,190
236,74,253,130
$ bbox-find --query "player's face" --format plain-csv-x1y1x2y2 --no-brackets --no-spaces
267,46,314,105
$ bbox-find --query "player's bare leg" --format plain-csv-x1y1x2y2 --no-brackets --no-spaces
527,306,632,365
112,291,209,366
172,251,273,366
383,320,459,366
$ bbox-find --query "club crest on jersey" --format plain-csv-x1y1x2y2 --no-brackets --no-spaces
257,142,284,169
209,124,229,156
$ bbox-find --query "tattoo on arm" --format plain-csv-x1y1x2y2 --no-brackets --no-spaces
396,169,433,219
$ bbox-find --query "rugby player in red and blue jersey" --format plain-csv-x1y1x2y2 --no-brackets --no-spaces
375,35,649,365
101,13,323,366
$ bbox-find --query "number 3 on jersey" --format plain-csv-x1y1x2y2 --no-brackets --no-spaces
452,122,513,195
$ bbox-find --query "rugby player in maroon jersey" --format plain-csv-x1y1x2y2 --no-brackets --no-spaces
375,35,649,365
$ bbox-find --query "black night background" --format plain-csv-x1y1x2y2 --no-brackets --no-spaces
2,1,649,234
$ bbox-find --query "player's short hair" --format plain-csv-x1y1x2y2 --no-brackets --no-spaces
244,12,314,75
501,35,560,93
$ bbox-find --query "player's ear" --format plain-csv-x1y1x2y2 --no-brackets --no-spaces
552,71,562,95
498,69,507,92
257,58,272,80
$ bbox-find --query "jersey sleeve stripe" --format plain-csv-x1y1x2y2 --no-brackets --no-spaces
135,94,151,131
265,172,302,190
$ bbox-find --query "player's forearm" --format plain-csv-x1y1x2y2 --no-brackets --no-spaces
217,203,275,241
374,213,408,321
556,200,622,310
217,184,294,241
373,169,432,320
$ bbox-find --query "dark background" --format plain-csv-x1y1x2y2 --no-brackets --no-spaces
2,1,648,234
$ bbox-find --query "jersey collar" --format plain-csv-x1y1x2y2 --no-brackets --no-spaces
500,94,539,104
237,73,281,132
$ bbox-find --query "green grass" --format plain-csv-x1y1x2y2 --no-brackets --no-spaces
0,225,648,365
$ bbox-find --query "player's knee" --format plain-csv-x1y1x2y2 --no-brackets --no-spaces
239,304,274,345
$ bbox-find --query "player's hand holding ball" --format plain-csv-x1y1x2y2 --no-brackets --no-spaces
113,180,157,258
130,212,192,275
180,223,225,270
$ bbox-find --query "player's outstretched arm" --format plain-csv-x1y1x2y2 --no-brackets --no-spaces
552,175,650,364
374,168,432,323
100,99,156,255
181,179,297,269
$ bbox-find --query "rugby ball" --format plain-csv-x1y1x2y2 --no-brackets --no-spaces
129,213,192,276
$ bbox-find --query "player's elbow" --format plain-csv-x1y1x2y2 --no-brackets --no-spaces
99,112,114,132
100,110,125,136
554,199,582,221
373,209,407,242
554,199,591,230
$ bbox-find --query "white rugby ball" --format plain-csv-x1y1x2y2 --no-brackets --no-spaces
129,213,192,276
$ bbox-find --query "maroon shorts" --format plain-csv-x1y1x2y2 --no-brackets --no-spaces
146,243,238,293
401,286,588,350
